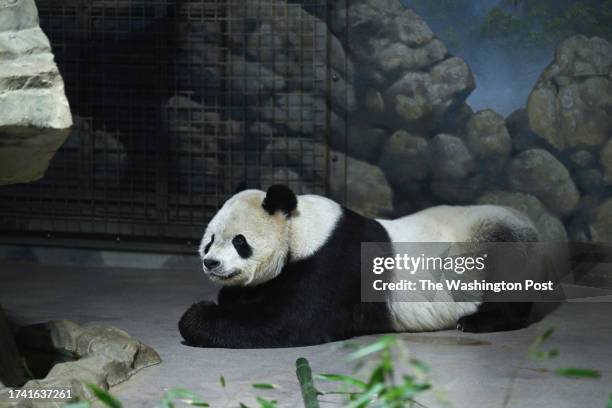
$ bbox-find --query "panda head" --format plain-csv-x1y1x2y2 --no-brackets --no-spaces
198,185,298,286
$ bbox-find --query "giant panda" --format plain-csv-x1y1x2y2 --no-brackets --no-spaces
179,185,539,348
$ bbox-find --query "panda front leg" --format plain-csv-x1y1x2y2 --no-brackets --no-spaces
178,300,298,348
456,302,533,333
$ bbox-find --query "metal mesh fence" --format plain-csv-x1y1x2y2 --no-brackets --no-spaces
0,0,332,247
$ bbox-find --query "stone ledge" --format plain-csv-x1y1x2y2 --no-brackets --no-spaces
0,320,161,407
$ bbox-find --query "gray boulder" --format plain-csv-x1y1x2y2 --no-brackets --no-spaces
261,140,393,218
431,174,485,204
56,117,127,189
589,198,612,243
164,96,220,152
384,57,475,128
4,320,160,407
0,0,72,185
478,190,568,242
527,36,612,150
334,151,394,218
342,126,389,164
570,196,612,244
569,150,594,168
508,149,579,217
466,109,511,158
329,1,473,133
430,133,474,180
601,139,612,185
575,168,604,193
379,131,430,187
228,56,286,94
365,89,385,113
376,38,447,73
505,108,541,152
331,1,436,64
260,168,311,195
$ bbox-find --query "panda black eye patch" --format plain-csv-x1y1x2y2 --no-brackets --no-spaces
232,234,252,258
204,234,214,254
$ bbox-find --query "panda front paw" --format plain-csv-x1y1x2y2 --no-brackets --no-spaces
178,300,218,345
456,313,528,333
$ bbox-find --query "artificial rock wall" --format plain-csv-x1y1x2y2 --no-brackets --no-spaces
260,0,612,243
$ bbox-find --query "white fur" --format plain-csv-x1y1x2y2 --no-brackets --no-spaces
288,194,343,261
377,204,536,332
200,190,342,287
200,190,290,286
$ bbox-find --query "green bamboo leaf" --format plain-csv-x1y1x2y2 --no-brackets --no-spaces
409,358,430,373
296,357,320,408
537,327,555,343
343,383,385,408
163,388,209,406
347,335,396,361
367,365,387,388
255,397,277,408
606,394,612,408
86,384,123,408
252,383,276,390
220,376,226,388
554,367,601,379
317,374,367,389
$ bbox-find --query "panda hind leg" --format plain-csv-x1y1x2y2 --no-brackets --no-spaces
457,302,532,333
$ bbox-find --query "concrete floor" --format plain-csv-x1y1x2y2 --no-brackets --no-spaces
1,260,611,408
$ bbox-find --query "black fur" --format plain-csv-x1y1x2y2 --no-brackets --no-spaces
203,234,214,254
178,208,394,348
232,234,252,258
457,222,537,333
457,302,532,333
261,184,298,216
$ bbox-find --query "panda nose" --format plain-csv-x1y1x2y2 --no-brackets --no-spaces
204,258,220,270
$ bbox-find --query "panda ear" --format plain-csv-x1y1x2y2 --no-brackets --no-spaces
262,185,297,216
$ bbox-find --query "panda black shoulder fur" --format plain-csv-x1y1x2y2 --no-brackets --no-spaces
179,185,538,348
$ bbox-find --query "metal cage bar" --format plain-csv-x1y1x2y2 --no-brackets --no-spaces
0,0,334,248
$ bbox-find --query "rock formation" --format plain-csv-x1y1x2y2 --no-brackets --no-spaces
0,0,72,185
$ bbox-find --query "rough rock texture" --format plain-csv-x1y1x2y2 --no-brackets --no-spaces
378,131,430,188
590,198,612,242
262,139,393,217
0,320,161,407
466,109,511,158
506,108,542,152
601,139,612,185
343,126,389,164
334,151,394,218
55,116,128,190
0,0,72,185
570,197,612,243
260,168,311,194
508,149,580,217
430,133,473,180
314,0,475,211
527,36,612,150
383,57,474,129
167,0,479,218
478,190,568,242
0,306,25,387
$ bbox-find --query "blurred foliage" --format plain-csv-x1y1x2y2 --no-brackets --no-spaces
481,0,612,46
406,0,612,51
